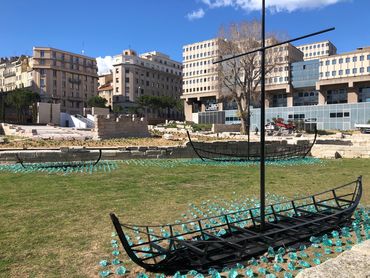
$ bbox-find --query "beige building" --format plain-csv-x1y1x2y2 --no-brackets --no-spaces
181,38,303,122
112,49,183,121
317,46,370,104
98,73,113,108
296,41,337,61
0,47,98,115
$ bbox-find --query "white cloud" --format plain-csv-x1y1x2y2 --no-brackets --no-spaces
186,8,206,21
201,0,346,12
96,56,113,75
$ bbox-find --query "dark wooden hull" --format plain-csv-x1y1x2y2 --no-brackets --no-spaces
186,130,317,162
110,176,362,274
15,149,102,169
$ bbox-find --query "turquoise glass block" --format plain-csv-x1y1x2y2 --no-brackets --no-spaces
228,268,238,278
273,263,282,272
287,261,296,271
174,271,183,278
313,252,322,258
283,272,293,278
188,270,198,276
288,252,297,261
112,250,120,256
298,244,306,251
313,258,321,265
115,266,126,276
222,267,230,273
235,263,244,269
299,260,311,268
208,268,217,275
155,274,166,278
275,254,284,263
299,251,308,258
99,270,111,277
331,230,339,238
111,258,120,265
261,255,269,263
258,267,267,275
268,246,275,257
211,271,221,278
341,227,351,237
324,248,332,255
195,274,204,278
266,274,276,278
99,260,109,267
137,273,149,278
335,239,342,246
335,247,343,253
248,257,258,266
244,268,254,278
277,247,286,255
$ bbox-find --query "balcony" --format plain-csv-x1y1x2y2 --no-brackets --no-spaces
3,71,16,78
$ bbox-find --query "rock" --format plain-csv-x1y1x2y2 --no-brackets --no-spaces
296,240,370,278
163,133,174,140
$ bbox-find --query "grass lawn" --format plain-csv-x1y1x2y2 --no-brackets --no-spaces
0,158,369,277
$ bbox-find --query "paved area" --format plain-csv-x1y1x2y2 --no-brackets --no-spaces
296,240,370,278
1,124,94,140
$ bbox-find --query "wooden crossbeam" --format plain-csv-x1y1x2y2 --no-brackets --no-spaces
177,241,205,256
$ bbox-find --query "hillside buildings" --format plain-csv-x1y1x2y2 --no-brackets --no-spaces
181,39,370,130
0,47,98,115
109,49,183,122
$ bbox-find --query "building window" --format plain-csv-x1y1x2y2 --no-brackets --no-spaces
353,56,357,62
367,54,370,60
368,66,370,73
40,50,45,57
360,67,364,73
345,57,350,63
327,89,347,104
339,58,343,64
115,68,119,73
353,68,357,74
332,71,336,76
345,69,350,75
359,87,370,102
339,70,343,76
360,55,364,61
325,60,330,65
332,59,336,65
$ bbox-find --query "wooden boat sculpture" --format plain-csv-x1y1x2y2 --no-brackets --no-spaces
15,149,102,170
110,176,362,274
187,129,318,162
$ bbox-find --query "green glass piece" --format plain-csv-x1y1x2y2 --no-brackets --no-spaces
99,260,109,267
188,270,198,276
287,261,296,271
314,252,322,257
275,254,284,263
313,258,321,265
244,268,254,277
137,273,149,278
277,247,286,255
299,260,311,268
284,272,293,278
299,251,308,258
195,274,204,278
99,270,111,277
111,258,120,265
258,267,267,275
261,255,269,263
248,257,258,266
266,274,276,278
236,263,244,269
288,252,297,260
156,274,166,278
273,263,282,272
335,247,343,253
115,266,126,276
112,250,120,256
331,230,339,238
324,248,332,254
211,271,221,278
228,268,238,278
267,246,275,257
335,239,342,246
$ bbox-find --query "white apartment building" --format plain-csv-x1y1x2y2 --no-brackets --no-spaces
181,38,303,122
111,49,183,122
296,41,337,61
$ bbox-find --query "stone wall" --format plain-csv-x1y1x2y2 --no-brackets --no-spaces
37,102,60,125
93,114,150,139
212,124,241,133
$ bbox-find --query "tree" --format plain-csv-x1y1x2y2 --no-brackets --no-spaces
87,96,107,108
5,88,40,123
136,95,182,119
218,20,279,134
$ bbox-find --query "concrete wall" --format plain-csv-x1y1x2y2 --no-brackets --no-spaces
60,113,87,128
37,102,60,125
92,107,110,116
93,114,150,139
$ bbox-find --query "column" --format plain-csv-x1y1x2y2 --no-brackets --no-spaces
347,87,358,103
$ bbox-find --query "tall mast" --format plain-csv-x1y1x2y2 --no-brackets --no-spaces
260,0,266,230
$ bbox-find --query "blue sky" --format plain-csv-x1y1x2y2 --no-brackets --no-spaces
1,0,369,73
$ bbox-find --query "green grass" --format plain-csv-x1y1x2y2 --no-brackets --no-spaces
0,159,369,277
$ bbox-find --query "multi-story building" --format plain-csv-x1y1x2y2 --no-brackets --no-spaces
296,41,337,61
182,38,370,130
111,49,183,121
98,73,113,108
0,47,98,115
181,38,303,122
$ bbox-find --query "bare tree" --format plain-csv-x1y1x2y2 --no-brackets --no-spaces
217,20,279,134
